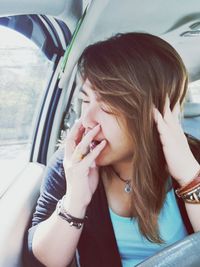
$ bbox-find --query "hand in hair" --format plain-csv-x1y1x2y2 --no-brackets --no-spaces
153,96,200,186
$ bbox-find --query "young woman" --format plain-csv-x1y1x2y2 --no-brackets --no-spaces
26,33,200,267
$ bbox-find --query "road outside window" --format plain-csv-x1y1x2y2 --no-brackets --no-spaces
0,26,53,197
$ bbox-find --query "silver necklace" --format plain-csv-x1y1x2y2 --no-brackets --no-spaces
114,171,132,193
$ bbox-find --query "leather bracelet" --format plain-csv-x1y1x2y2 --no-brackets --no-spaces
56,196,87,229
175,170,200,197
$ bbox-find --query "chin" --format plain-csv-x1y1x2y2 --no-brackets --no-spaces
95,158,108,166
95,151,113,166
95,155,106,166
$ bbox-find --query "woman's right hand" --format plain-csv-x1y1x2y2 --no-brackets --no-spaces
63,119,106,217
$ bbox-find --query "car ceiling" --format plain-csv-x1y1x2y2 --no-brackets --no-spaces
84,0,200,82
0,0,83,31
0,0,200,82
89,0,200,38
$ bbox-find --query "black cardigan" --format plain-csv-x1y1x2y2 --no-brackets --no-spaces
24,134,200,267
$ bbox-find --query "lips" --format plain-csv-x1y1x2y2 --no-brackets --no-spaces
90,140,101,151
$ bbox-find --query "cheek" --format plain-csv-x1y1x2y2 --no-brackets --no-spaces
99,113,124,143
102,125,123,146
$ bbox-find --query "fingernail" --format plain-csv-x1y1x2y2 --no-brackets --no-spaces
101,139,106,145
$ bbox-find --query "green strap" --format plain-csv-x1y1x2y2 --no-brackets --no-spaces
59,6,88,79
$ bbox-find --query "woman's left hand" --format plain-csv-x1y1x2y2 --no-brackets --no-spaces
153,96,200,186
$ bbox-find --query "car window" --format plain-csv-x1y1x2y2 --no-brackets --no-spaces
59,74,82,146
187,81,200,103
182,81,200,140
0,26,54,197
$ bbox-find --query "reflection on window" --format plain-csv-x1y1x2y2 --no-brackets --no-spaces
182,80,200,140
0,26,53,196
186,80,200,103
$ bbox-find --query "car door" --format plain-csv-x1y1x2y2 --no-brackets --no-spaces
0,1,83,265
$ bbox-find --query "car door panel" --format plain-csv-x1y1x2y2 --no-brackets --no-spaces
0,163,45,267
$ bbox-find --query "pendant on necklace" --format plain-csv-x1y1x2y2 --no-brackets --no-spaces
124,181,132,193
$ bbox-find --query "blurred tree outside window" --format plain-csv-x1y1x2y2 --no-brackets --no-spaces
0,26,53,196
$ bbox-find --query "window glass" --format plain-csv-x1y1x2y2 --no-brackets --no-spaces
186,80,200,103
0,26,54,196
59,77,82,145
182,81,200,140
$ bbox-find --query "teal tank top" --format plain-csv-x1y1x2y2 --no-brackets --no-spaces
109,188,187,267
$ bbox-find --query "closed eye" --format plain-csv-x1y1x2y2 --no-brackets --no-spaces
81,100,90,103
78,90,90,104
77,95,90,104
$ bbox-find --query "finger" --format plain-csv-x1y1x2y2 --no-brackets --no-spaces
167,101,184,135
65,119,85,158
163,95,180,131
153,106,163,125
82,139,107,166
163,95,172,121
172,101,181,124
67,119,85,143
74,124,101,156
153,107,168,137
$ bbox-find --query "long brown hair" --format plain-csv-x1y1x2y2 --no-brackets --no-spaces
78,32,188,243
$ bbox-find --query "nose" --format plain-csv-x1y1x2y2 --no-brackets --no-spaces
81,104,99,130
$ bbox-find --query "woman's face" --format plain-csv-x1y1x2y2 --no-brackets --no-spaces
78,79,134,166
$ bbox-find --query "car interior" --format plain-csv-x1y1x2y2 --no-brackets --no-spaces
0,0,200,266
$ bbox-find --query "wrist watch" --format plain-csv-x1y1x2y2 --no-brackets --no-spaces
56,196,86,229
